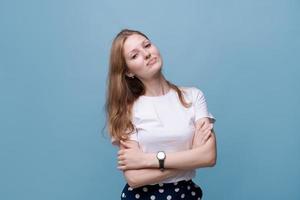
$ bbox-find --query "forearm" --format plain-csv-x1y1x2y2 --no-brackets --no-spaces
123,168,179,189
146,133,217,170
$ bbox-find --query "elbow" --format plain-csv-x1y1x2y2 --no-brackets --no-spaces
208,156,216,167
127,179,138,189
194,152,217,169
206,134,217,167
207,152,217,167
124,171,140,189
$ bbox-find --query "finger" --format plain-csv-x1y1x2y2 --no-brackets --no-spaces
201,130,212,143
203,132,212,142
120,140,130,148
198,120,206,130
200,123,213,133
198,128,209,140
119,142,126,150
122,140,135,149
128,143,139,149
117,150,124,156
118,159,126,165
194,124,211,137
194,130,207,143
200,122,210,132
118,155,125,161
195,120,204,131
120,143,126,149
204,129,212,139
202,125,212,134
195,126,208,135
117,165,126,171
198,122,206,132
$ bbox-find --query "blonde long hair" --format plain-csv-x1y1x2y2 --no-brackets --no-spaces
105,29,192,143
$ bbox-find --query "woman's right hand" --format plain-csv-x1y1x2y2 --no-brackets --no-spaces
117,140,150,170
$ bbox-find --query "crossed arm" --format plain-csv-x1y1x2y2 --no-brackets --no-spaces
117,117,217,188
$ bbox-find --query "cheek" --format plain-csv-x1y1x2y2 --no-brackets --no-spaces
151,46,160,56
126,58,144,71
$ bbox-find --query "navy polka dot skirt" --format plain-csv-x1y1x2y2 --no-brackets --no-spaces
120,179,203,200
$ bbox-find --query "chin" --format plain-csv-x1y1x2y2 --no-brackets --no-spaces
153,62,162,71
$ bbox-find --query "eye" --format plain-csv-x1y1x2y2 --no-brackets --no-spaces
131,54,138,59
145,43,151,48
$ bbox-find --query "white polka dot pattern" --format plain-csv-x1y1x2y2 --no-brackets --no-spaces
158,189,164,193
121,180,202,199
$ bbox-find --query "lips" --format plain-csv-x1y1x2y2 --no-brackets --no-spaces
147,57,157,66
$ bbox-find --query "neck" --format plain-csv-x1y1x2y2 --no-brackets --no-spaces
142,75,170,97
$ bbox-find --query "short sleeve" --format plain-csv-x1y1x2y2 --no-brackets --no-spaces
193,87,216,124
110,129,139,146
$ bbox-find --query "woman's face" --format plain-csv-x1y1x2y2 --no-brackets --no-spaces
123,34,163,80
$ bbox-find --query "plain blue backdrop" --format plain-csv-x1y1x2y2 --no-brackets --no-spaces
1,0,299,199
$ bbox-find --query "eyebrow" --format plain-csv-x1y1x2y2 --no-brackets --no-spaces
127,39,149,56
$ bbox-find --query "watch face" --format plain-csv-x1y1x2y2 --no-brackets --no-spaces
157,151,165,160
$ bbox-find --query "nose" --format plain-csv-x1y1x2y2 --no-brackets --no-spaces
144,50,151,59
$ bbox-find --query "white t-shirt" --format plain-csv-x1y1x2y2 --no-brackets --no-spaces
111,86,216,183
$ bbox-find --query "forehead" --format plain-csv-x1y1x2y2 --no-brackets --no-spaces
123,34,148,54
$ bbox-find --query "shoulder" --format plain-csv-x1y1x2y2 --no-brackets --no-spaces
178,86,204,99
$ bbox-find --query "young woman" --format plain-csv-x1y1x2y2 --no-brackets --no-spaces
105,29,217,200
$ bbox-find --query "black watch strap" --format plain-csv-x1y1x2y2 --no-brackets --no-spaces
159,159,165,171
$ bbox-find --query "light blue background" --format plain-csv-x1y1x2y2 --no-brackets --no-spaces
1,0,299,199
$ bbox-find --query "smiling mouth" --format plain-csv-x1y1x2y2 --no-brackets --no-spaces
147,57,157,66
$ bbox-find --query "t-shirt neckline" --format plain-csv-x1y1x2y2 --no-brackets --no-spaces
140,88,173,99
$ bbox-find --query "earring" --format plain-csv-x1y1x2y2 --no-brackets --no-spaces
126,74,135,79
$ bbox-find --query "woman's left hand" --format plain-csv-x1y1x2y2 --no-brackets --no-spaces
117,140,148,171
192,118,214,148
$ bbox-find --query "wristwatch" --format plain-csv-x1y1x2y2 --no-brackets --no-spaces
156,151,166,171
